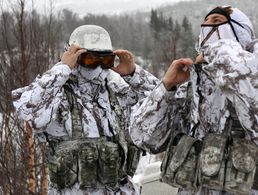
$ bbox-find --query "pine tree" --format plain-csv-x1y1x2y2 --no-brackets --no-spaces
179,16,195,58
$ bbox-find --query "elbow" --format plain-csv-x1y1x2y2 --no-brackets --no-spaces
130,132,168,154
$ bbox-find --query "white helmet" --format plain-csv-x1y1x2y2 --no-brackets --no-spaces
69,25,113,52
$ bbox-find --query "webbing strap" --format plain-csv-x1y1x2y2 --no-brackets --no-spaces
64,84,83,139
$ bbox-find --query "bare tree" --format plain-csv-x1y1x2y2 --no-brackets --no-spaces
0,0,60,194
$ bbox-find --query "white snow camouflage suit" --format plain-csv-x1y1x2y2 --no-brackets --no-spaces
12,62,159,195
130,39,258,195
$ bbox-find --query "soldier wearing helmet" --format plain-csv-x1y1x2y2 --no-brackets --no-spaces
12,25,160,194
130,6,258,195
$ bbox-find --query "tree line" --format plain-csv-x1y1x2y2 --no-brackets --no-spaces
0,0,196,194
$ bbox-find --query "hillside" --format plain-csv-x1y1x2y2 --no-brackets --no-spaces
154,0,258,36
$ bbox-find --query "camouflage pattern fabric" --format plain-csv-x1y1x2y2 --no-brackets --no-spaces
130,39,258,194
48,178,140,195
12,63,159,195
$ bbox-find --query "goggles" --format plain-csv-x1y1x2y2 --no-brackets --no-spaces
64,43,115,69
77,51,115,69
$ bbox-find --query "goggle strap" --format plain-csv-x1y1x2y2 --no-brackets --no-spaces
201,21,241,44
228,21,240,42
230,19,245,29
85,50,113,55
216,28,221,39
201,21,228,27
200,26,218,47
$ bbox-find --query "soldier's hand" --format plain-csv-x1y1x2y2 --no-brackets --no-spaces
61,44,86,69
162,58,193,90
111,49,135,76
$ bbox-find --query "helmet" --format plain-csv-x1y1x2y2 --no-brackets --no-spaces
69,25,113,52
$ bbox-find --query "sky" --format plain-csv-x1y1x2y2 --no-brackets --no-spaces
2,0,188,16
53,0,182,15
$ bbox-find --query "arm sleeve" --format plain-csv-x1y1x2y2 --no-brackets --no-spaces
129,81,188,153
122,65,160,105
202,39,258,142
12,62,71,131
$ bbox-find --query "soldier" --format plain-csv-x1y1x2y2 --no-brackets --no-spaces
130,6,258,195
12,25,159,194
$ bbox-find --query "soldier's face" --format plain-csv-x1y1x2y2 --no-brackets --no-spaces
195,13,235,53
203,13,228,25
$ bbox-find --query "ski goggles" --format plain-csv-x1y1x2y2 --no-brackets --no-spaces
64,43,115,69
77,51,115,69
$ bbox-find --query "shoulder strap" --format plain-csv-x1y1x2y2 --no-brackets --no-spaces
65,80,107,138
184,82,199,137
64,81,83,139
43,132,56,154
227,100,245,137
105,79,127,139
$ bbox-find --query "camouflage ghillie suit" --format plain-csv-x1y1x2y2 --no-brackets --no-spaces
130,40,258,195
12,62,159,195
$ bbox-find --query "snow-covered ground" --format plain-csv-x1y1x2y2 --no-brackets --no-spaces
133,153,178,195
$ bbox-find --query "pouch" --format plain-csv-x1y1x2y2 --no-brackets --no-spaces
79,142,99,188
126,145,142,177
161,135,200,190
224,138,258,194
48,150,77,190
199,133,227,191
97,141,121,186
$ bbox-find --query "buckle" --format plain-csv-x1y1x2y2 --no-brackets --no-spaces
119,177,128,185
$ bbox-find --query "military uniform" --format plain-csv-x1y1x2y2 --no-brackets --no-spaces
12,62,159,195
130,39,258,195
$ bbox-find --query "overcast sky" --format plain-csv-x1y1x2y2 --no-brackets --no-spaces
3,0,190,16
